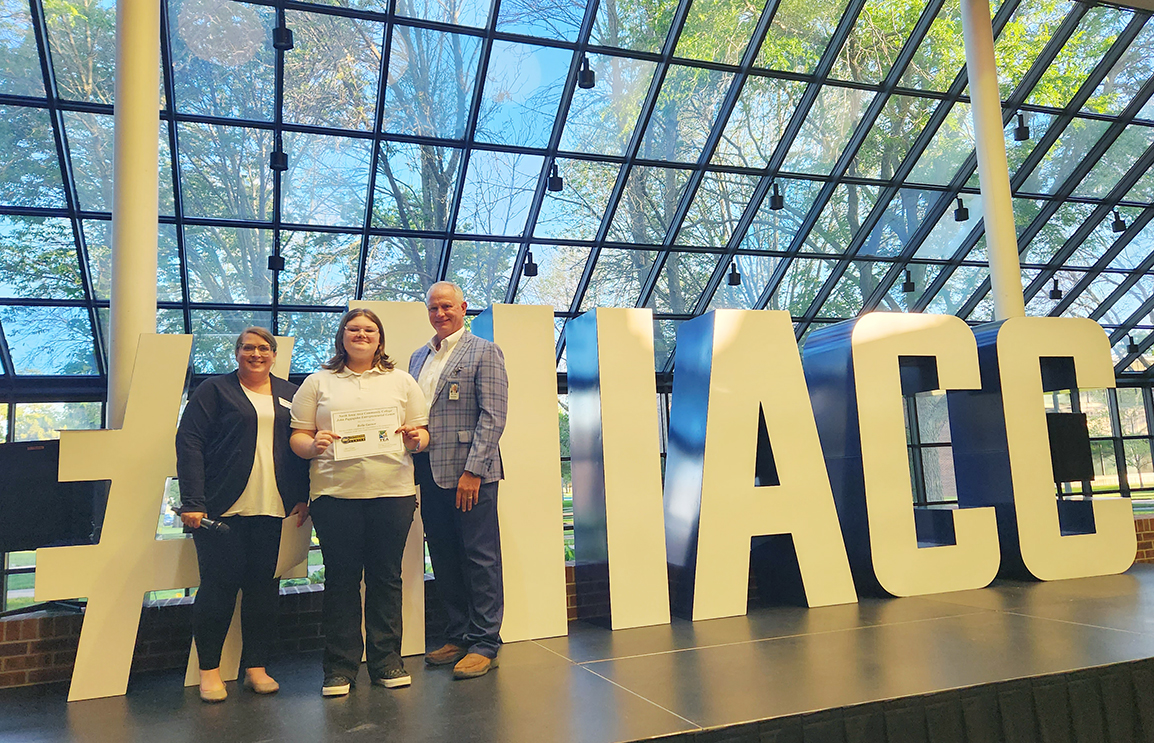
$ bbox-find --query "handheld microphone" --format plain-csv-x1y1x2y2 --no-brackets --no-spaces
199,518,231,535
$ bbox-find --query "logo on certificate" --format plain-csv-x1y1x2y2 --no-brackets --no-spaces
341,434,366,444
379,430,390,442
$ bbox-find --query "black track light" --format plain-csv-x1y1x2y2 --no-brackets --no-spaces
267,255,285,271
902,269,915,294
1049,278,1062,300
727,260,741,286
523,250,538,277
954,197,969,222
769,181,784,211
269,149,288,172
547,163,563,192
273,26,294,51
1014,113,1030,142
1112,209,1127,234
1128,335,1140,354
578,56,595,89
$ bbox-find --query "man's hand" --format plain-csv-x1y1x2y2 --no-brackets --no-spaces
456,472,482,511
180,511,206,529
289,502,310,527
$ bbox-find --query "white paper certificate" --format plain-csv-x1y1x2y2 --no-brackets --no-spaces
331,407,403,461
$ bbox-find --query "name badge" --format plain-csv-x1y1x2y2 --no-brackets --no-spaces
279,397,293,409
448,382,460,401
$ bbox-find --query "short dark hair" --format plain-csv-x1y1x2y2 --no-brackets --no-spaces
323,308,394,372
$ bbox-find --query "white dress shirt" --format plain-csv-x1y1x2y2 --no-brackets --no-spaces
417,326,465,403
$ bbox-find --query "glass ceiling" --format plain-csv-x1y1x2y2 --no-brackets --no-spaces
3,0,1154,393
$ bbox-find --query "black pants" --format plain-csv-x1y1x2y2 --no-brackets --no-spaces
191,515,282,671
310,495,415,679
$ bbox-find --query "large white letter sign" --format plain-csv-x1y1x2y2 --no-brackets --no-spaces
566,308,670,629
472,304,568,640
664,310,856,621
35,334,200,701
949,317,1135,580
801,313,1000,597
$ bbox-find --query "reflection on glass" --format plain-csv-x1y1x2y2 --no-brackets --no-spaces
0,105,66,208
676,172,759,247
591,0,677,53
713,76,804,168
781,85,875,175
84,221,182,302
639,65,734,163
457,150,543,236
14,402,101,441
756,0,851,74
44,0,115,104
278,231,361,305
907,102,973,185
184,225,273,304
0,305,97,374
278,311,342,375
0,216,82,299
674,0,762,65
190,309,273,374
579,248,657,310
769,257,836,315
383,26,482,139
647,252,718,314
284,12,383,131
1019,118,1110,194
178,122,273,220
282,132,372,227
477,42,570,149
560,54,655,157
362,234,436,302
921,447,957,503
607,165,692,244
513,244,590,310
707,254,779,310
0,0,44,97
169,0,274,120
445,241,519,307
1074,125,1154,198
533,159,620,241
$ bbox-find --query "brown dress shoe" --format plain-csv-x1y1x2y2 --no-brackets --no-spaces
453,652,498,680
425,643,467,666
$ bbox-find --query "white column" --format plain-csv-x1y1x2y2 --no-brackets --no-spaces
108,0,161,427
961,0,1025,320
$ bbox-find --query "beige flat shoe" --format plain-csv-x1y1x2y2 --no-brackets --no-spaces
199,684,227,703
243,676,280,694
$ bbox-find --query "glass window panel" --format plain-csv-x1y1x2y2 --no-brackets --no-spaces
768,257,836,315
676,172,759,248
965,291,994,321
184,225,273,304
362,234,437,302
924,264,987,315
741,177,823,253
65,114,173,215
396,0,490,29
899,0,965,92
0,216,82,299
13,402,101,441
1074,125,1154,199
0,404,6,438
830,0,924,84
856,190,939,259
781,85,876,176
1059,212,1119,267
457,150,543,237
817,260,890,318
168,0,274,120
907,102,974,185
560,54,656,157
282,132,372,227
0,0,45,97
654,318,680,369
1025,6,1129,110
590,0,677,53
579,248,658,310
712,76,805,168
1096,274,1154,326
914,194,982,260
1125,160,1154,204
477,42,570,149
799,183,880,255
177,122,273,221
0,105,65,208
156,307,183,334
383,26,482,140
1090,439,1118,489
921,447,957,503
674,0,761,65
993,0,1075,99
1083,19,1154,115
638,65,733,163
607,165,692,244
0,305,97,374
647,251,718,314
283,12,383,131
849,95,940,180
1108,218,1154,270
1019,117,1110,195
513,244,591,310
878,262,944,312
1024,269,1081,316
84,220,182,302
45,0,115,104
533,159,619,241
445,240,518,307
1062,270,1121,319
1001,112,1057,183
278,230,361,306
1125,438,1154,489
756,0,852,74
707,254,780,310
497,0,584,40
1020,201,1094,265
372,141,461,232
278,311,342,375
190,309,273,375
1080,388,1112,437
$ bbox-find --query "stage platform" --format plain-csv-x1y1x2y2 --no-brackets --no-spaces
6,565,1154,743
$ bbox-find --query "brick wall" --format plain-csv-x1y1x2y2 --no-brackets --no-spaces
1135,516,1154,563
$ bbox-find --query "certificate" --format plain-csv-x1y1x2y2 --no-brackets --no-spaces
331,407,403,461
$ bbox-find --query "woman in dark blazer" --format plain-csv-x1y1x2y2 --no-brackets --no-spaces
176,327,310,702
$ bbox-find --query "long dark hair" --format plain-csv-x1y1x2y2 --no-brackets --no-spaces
322,308,394,372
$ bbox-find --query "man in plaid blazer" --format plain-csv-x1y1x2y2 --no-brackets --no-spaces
409,281,508,680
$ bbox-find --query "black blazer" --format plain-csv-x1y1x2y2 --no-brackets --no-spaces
176,371,309,518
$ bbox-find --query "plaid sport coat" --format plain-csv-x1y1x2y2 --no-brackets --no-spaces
409,331,508,490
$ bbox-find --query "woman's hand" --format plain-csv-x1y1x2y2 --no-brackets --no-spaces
311,430,336,457
180,511,206,529
396,425,427,453
292,429,336,459
288,502,309,527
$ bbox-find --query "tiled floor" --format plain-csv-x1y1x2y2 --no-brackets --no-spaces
5,566,1154,742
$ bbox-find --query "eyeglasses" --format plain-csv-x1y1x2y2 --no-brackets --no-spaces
345,326,379,336
240,344,273,354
